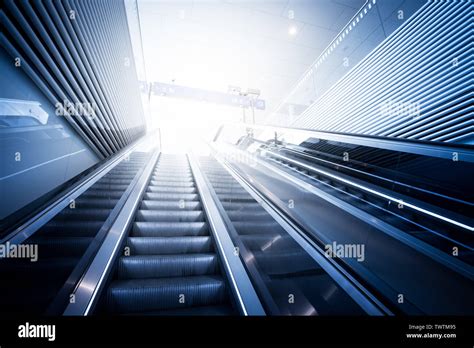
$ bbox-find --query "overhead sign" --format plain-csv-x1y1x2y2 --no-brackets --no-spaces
151,82,265,110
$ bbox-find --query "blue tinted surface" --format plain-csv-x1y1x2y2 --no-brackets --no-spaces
0,47,99,220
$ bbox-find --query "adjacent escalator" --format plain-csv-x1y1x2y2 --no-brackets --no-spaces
198,156,370,315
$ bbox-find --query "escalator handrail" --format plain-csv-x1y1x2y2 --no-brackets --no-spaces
272,143,472,207
188,153,266,316
262,148,473,233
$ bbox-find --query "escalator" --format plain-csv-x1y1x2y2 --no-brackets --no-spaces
210,137,474,314
103,154,236,315
0,152,149,315
198,156,371,315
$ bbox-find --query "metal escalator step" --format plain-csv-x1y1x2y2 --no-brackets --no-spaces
81,190,124,199
207,182,240,188
254,250,319,276
214,193,253,202
227,210,273,221
0,257,79,280
132,222,209,237
27,236,93,258
240,234,297,252
144,192,199,201
106,172,137,176
97,178,134,185
91,183,130,190
106,275,227,313
154,165,190,169
40,220,104,237
151,175,193,182
232,221,281,234
56,208,111,220
153,173,192,178
117,254,218,279
149,180,195,187
127,236,212,254
221,202,262,211
71,198,118,209
135,210,204,222
209,178,241,188
140,200,201,211
154,169,191,174
212,187,248,194
147,186,197,193
151,174,193,181
103,174,135,179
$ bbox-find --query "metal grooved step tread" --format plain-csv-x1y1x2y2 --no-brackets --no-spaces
105,154,235,315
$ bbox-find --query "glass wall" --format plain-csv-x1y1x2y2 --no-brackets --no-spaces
0,47,100,224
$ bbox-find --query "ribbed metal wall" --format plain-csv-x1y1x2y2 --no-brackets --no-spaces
290,0,474,145
0,0,147,159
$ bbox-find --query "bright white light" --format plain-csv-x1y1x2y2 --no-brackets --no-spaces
149,96,242,155
288,26,298,36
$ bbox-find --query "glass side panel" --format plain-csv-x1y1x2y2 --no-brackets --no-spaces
0,46,100,225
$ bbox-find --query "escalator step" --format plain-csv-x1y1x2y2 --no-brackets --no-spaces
227,210,273,221
232,221,281,234
56,208,111,220
240,234,297,252
154,171,190,174
221,202,262,211
140,200,202,211
117,254,218,279
0,257,79,280
254,250,318,276
135,210,204,222
71,198,118,209
97,178,134,185
144,192,199,201
147,186,197,193
82,190,124,199
151,174,192,180
132,222,209,237
107,275,227,313
127,236,212,254
149,180,195,187
28,236,93,258
91,183,130,190
40,221,104,237
214,193,253,202
151,176,193,182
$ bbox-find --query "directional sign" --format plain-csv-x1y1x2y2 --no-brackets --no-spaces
150,82,265,110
